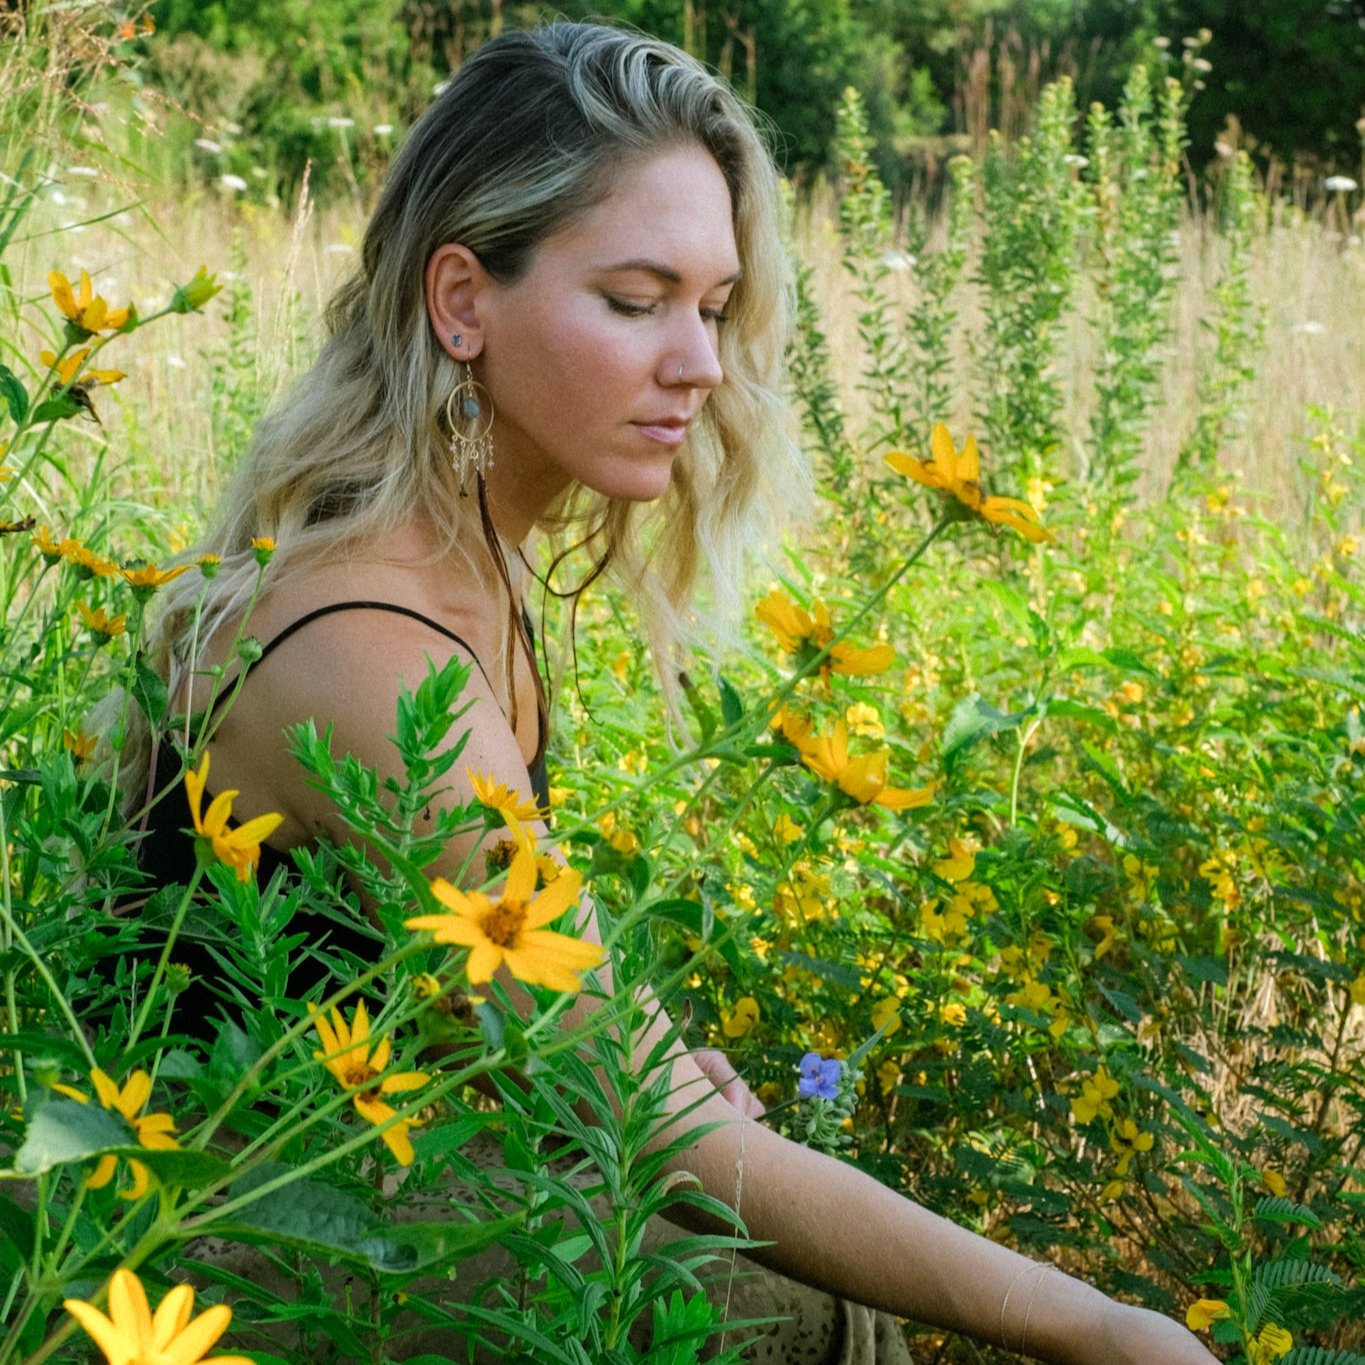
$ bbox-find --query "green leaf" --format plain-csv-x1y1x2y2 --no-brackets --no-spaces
1282,1350,1365,1365
1081,741,1130,803
218,1163,375,1256
380,1212,524,1273
12,1099,133,1174
1177,954,1228,987
982,579,1034,637
132,653,169,726
1253,1195,1323,1229
106,1146,232,1188
1045,699,1118,732
941,694,1027,766
679,672,717,742
718,674,744,728
0,364,27,422
30,396,82,424
1101,646,1158,677
0,1194,35,1260
214,1161,520,1273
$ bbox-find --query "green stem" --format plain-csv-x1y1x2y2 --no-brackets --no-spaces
1008,712,1044,828
124,865,204,1056
0,798,96,1068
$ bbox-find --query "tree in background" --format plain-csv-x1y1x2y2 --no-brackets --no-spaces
142,0,1365,197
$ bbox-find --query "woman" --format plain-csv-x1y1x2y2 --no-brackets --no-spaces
138,22,1219,1364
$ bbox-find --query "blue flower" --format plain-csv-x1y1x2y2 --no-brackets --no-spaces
797,1051,842,1100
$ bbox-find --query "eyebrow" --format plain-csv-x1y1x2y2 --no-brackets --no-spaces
597,258,742,287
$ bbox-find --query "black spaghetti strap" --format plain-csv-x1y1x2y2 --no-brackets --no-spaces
202,600,498,720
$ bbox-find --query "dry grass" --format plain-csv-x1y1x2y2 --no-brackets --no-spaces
795,181,1365,522
10,159,1364,546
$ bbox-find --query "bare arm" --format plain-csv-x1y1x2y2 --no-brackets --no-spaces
217,619,1217,1365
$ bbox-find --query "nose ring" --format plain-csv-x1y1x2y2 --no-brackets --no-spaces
677,362,684,382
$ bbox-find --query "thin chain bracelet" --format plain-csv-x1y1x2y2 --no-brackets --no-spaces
999,1263,1036,1350
1019,1263,1059,1356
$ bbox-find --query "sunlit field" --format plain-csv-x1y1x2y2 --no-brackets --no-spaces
2,11,1363,1364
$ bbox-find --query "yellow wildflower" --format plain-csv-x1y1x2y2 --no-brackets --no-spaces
886,424,1054,543
51,1069,179,1201
844,701,884,738
1260,1168,1287,1197
1109,1117,1154,1175
722,995,760,1039
184,753,285,882
33,526,64,563
1090,914,1118,959
120,562,191,601
77,602,126,642
66,542,119,579
597,810,641,856
1071,1067,1120,1124
65,1267,252,1365
921,897,970,945
408,844,601,992
1250,1324,1293,1364
754,588,895,679
64,728,97,762
1185,1299,1231,1332
171,265,222,313
934,837,976,881
39,347,125,388
772,813,804,844
49,269,131,334
250,536,276,566
311,1000,430,1165
793,719,934,811
876,1059,902,1094
467,768,546,834
871,996,901,1036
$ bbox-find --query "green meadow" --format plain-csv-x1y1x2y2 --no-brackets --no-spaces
1,6,1362,1362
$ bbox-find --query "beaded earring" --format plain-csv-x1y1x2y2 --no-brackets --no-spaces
444,361,494,491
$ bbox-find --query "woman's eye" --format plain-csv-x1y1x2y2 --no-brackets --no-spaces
605,296,656,317
702,308,730,324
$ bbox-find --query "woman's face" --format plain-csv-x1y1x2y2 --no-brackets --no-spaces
476,143,741,520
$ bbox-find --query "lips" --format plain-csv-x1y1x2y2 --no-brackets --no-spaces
632,416,692,447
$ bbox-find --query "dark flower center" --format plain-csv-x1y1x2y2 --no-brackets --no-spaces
482,897,528,948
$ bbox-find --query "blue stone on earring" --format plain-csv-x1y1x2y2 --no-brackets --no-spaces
462,394,481,420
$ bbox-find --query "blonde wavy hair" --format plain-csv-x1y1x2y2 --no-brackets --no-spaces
131,20,801,797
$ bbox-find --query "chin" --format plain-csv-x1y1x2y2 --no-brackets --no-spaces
586,456,678,504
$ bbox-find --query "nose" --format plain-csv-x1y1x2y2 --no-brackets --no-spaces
666,316,724,391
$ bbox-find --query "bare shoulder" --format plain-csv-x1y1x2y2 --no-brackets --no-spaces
195,546,535,866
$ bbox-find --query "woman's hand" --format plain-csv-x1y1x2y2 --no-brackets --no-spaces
690,1048,765,1118
1086,1301,1220,1365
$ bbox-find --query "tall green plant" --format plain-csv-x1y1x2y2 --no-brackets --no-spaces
1174,148,1266,482
904,153,975,438
1084,68,1187,499
834,85,908,461
973,78,1085,488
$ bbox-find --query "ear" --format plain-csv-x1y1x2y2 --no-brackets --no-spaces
425,243,495,360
